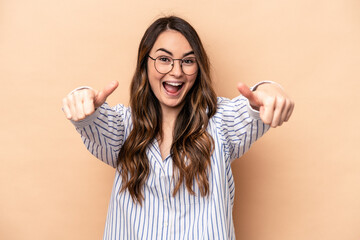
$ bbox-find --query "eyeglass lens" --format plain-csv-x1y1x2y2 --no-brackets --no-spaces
154,56,198,75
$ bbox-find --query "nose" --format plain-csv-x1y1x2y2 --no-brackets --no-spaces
169,59,183,77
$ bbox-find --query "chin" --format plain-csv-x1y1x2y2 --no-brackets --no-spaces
161,99,184,109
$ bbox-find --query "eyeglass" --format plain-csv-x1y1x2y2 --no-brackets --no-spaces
148,55,198,76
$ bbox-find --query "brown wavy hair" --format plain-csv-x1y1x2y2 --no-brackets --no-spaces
117,16,217,204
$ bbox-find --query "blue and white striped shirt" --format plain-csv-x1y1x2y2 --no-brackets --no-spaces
72,95,269,239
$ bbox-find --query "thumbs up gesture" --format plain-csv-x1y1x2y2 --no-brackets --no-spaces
62,81,119,121
237,82,294,128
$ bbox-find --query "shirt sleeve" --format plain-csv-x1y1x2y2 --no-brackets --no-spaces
71,103,129,168
214,95,270,162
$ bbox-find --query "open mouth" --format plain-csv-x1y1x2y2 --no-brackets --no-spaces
163,82,184,95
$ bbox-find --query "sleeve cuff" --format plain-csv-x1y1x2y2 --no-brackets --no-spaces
68,86,94,96
71,106,102,128
251,80,284,91
246,100,261,120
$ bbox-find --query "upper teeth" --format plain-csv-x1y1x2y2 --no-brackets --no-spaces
167,82,182,86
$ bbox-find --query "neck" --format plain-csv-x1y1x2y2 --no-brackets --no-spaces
161,105,180,127
158,104,182,141
157,105,181,159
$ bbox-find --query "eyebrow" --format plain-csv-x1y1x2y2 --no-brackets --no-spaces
155,48,195,57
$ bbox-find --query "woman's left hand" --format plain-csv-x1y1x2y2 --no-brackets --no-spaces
237,82,295,128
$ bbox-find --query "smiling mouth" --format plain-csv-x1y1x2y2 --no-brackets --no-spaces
163,82,184,94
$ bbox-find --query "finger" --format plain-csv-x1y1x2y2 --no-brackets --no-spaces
94,81,119,108
260,97,275,125
280,99,290,124
237,82,262,108
73,91,86,120
62,98,72,119
83,90,96,116
281,99,292,122
285,100,295,121
67,94,79,121
271,97,286,127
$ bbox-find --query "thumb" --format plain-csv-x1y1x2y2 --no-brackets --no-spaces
94,81,119,108
237,82,262,109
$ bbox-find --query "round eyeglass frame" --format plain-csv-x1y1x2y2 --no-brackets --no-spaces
148,55,198,76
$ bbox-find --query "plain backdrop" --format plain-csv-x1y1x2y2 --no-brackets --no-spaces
1,0,360,239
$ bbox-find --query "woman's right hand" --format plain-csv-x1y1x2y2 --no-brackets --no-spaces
62,81,119,121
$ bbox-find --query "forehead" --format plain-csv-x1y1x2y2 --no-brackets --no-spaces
151,30,193,55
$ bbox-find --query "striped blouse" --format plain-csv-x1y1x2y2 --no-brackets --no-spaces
72,95,269,239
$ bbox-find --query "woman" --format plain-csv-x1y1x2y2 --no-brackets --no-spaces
62,16,294,239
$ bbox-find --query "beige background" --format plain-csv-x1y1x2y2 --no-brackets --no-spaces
1,0,359,239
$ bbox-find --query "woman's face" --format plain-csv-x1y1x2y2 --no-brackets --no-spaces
147,30,198,113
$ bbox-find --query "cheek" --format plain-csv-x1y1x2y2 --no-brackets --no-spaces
187,76,197,88
147,61,154,78
147,61,163,81
147,63,156,86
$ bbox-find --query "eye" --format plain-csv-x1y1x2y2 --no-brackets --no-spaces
157,56,172,63
182,57,196,65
